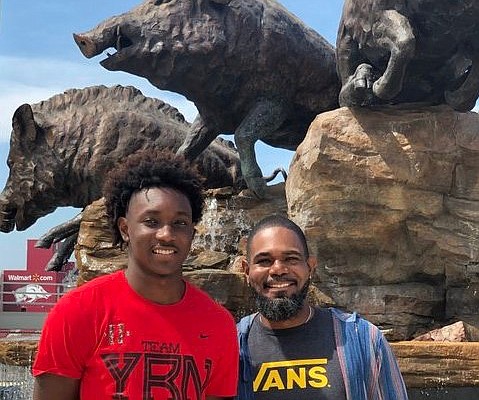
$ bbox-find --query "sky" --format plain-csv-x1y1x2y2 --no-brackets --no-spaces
0,0,344,269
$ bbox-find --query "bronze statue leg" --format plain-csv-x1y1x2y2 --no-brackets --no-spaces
235,99,287,198
336,31,361,87
371,10,415,100
339,63,376,107
35,213,83,271
337,31,376,107
176,114,219,160
45,234,78,272
36,213,83,249
445,50,479,112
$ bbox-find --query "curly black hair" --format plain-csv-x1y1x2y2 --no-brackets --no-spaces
103,149,205,247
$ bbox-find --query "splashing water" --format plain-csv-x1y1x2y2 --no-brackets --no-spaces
194,196,252,254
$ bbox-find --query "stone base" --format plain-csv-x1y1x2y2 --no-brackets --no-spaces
391,342,479,387
287,106,479,339
2,339,478,393
408,387,479,400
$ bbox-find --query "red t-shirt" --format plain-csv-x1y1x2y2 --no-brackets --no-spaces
33,271,238,399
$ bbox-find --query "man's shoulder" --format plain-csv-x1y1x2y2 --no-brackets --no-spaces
329,307,359,321
237,313,259,334
59,270,124,302
329,307,383,337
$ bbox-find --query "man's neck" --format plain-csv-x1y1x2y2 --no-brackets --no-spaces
124,269,186,304
260,304,313,329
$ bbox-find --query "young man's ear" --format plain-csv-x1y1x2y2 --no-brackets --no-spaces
118,217,129,243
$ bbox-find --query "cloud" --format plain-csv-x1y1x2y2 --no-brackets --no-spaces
0,55,198,142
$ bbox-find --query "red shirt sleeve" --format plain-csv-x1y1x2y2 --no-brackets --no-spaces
32,289,99,378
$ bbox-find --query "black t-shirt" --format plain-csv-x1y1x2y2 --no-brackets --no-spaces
248,307,347,400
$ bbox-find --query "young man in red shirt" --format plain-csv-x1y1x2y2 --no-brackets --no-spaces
33,149,238,400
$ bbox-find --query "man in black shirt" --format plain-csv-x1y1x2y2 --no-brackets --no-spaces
236,215,408,400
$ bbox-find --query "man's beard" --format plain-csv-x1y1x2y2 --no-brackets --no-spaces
251,279,310,322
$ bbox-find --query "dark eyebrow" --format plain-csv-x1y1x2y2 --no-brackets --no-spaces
282,250,303,256
252,250,303,261
252,252,272,261
139,209,192,220
173,211,193,218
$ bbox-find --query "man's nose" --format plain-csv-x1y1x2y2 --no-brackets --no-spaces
269,259,289,275
155,224,175,240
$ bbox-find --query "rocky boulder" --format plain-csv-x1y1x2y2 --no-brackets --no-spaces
287,105,479,340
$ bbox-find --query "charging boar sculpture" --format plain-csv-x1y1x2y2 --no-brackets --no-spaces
73,0,340,198
0,85,242,270
337,0,479,111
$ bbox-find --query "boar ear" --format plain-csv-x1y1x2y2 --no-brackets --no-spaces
12,104,39,152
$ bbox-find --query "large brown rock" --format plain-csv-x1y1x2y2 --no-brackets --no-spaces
413,321,479,342
391,341,479,387
287,106,479,339
74,198,126,285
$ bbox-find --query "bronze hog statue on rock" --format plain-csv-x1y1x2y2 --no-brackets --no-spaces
0,85,242,269
74,0,340,197
337,0,479,111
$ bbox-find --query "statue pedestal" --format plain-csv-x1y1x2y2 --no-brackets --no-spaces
288,106,479,339
2,338,478,398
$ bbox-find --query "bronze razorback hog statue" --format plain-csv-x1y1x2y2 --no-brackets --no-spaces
337,0,479,111
0,85,242,270
73,0,340,198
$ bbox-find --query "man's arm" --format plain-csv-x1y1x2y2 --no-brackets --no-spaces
33,373,80,400
377,336,409,400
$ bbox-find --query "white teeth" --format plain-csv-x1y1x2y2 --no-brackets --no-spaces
269,283,290,288
153,249,175,255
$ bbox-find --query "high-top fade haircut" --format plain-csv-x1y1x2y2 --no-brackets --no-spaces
246,214,310,260
103,149,205,248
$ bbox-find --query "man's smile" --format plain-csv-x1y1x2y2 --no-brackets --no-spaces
265,280,296,289
152,247,176,255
